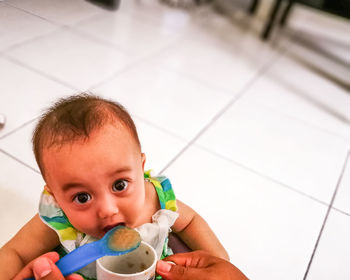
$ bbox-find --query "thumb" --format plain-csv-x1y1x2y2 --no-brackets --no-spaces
13,252,60,280
157,260,201,280
32,257,64,280
32,256,83,280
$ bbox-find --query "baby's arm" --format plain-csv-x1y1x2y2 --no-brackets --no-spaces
0,214,60,279
172,200,229,260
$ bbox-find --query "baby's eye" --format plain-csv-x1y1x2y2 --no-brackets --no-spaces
112,180,128,192
73,193,91,204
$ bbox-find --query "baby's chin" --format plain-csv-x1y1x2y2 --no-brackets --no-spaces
87,231,105,240
74,227,103,239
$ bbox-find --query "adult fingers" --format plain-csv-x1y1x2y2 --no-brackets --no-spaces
156,260,206,280
162,251,213,268
13,252,83,280
66,274,84,280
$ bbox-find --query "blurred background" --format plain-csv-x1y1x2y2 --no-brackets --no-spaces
0,0,349,279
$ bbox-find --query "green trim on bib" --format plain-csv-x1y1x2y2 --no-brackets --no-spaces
144,170,177,212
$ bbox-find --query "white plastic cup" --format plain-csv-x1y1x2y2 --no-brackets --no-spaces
96,241,157,280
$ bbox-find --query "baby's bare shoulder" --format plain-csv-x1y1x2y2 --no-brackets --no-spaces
143,180,161,219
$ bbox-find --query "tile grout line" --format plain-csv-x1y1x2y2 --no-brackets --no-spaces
1,27,65,54
4,1,105,27
68,27,131,55
303,149,350,279
253,101,350,142
4,2,59,25
0,117,38,140
1,6,122,55
194,143,330,207
159,63,249,97
3,55,79,91
159,40,291,174
332,206,350,217
0,148,41,175
158,92,242,175
132,115,189,143
88,31,192,90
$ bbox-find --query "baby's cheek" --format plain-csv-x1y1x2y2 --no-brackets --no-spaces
126,202,145,226
66,211,95,232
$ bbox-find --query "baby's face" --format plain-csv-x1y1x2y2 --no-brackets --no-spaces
42,123,146,239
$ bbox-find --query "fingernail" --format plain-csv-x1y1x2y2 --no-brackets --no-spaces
67,274,84,280
33,257,52,278
157,260,173,273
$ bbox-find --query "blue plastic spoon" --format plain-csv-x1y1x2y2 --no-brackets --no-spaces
27,225,141,279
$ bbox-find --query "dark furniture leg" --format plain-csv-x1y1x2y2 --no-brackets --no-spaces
0,114,5,129
262,0,283,40
279,0,294,26
85,0,120,10
249,0,260,14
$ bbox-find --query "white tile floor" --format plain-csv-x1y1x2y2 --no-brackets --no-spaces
0,1,350,279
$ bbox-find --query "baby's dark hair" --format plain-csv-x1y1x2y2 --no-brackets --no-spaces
32,93,140,176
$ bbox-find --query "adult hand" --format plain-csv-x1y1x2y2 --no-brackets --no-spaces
13,252,83,280
156,250,248,280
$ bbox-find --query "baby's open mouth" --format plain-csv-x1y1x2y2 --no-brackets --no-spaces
103,223,126,234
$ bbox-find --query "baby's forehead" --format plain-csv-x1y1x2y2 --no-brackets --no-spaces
40,123,141,177
41,122,140,158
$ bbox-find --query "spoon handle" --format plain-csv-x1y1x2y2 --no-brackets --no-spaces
56,240,104,276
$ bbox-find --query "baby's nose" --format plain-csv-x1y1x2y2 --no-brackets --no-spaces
97,196,118,219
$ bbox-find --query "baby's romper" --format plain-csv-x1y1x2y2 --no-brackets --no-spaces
38,171,178,280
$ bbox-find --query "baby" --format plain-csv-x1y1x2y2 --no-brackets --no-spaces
0,94,228,279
